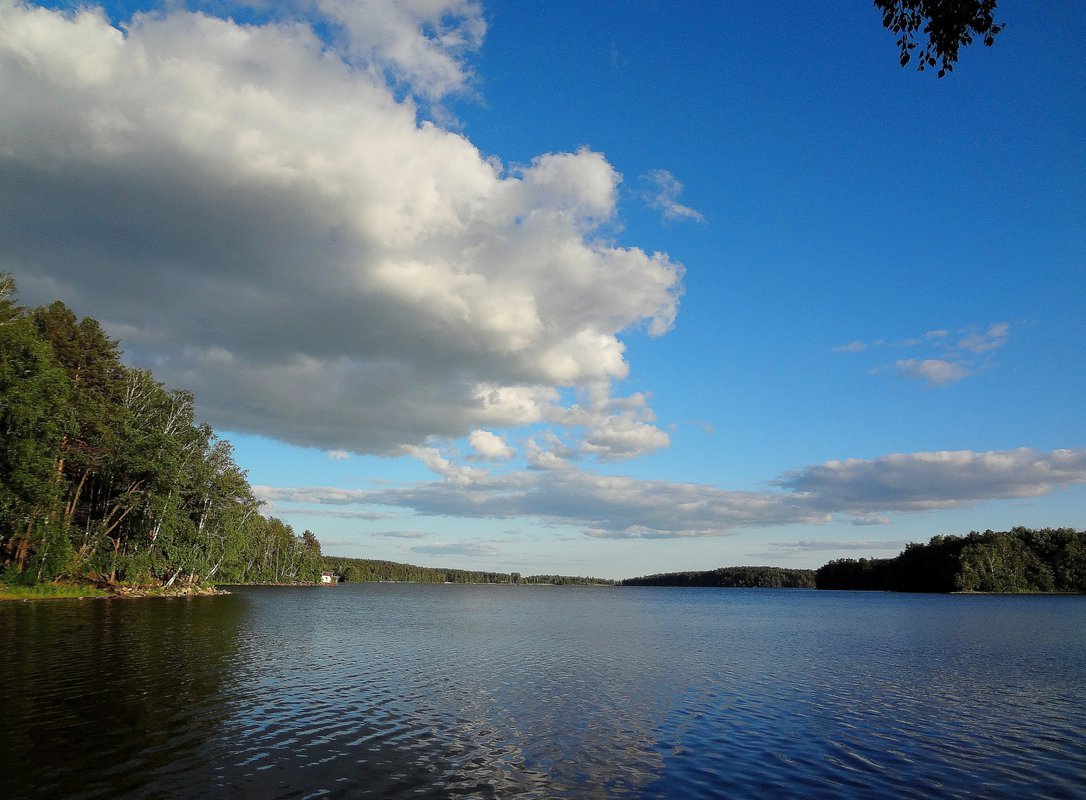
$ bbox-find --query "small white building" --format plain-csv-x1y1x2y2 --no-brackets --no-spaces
320,572,338,584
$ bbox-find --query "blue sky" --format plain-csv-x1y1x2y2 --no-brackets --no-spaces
2,0,1083,578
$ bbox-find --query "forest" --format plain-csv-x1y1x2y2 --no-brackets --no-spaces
621,529,1086,593
815,527,1086,593
0,275,323,590
622,566,816,588
322,556,615,586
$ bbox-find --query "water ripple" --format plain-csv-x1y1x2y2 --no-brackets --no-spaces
2,587,1084,799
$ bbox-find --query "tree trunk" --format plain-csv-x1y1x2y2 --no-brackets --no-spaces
206,553,226,581
14,533,31,574
65,468,89,521
164,565,183,588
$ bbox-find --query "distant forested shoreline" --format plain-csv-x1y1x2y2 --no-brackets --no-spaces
322,556,615,585
815,527,1085,593
328,530,1086,594
622,566,816,588
622,528,1085,593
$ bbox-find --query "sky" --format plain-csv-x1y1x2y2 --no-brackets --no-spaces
1,0,1083,579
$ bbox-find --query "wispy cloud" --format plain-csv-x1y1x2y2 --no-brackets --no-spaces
318,540,370,548
690,419,715,435
259,447,1086,540
768,539,908,553
847,512,892,526
958,322,1010,354
834,322,1012,386
894,358,969,387
255,486,374,505
831,340,867,353
262,507,395,521
327,450,350,461
371,530,430,539
609,39,628,69
775,447,1086,512
409,540,502,557
638,169,704,222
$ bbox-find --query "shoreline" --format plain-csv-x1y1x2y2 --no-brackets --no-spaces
0,582,230,601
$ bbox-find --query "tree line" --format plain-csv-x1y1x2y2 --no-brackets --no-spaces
622,566,816,589
622,528,1085,593
816,527,1086,593
0,275,323,589
322,555,615,586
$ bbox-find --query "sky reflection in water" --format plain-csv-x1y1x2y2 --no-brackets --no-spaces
2,585,1084,799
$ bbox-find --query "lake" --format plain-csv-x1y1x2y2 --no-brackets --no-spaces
2,585,1084,799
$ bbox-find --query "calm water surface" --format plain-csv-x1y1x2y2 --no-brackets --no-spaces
2,585,1084,799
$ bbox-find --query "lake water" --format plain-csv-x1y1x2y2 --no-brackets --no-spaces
2,585,1084,799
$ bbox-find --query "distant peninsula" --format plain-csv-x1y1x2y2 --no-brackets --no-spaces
622,566,816,588
321,556,615,586
622,528,1085,594
815,527,1085,593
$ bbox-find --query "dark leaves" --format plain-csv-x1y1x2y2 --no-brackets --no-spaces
874,0,1005,77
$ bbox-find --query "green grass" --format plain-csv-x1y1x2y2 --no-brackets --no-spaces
0,582,111,600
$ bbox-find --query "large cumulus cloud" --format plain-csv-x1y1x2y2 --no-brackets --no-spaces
0,0,682,455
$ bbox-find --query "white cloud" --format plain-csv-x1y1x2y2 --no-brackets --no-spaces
638,169,704,223
315,0,486,101
579,414,670,461
0,1,683,458
403,445,489,485
327,449,350,460
549,387,669,461
895,358,970,386
525,435,573,470
468,429,515,461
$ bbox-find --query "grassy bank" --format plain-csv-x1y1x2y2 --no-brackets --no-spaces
0,582,111,600
0,581,227,600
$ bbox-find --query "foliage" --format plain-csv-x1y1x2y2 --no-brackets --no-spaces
0,275,322,588
622,566,816,589
875,0,1004,77
522,573,616,586
815,528,1086,593
323,556,615,586
0,314,72,576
